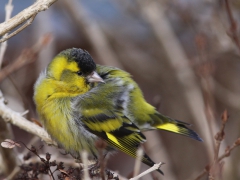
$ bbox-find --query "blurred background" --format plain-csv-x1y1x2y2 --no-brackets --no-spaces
0,0,240,179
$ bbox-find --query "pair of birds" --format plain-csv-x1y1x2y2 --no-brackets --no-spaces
34,48,202,175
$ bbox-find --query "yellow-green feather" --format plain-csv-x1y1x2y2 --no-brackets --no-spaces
95,65,202,142
34,54,94,155
83,118,122,132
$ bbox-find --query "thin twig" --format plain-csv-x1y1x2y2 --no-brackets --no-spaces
214,110,228,162
3,137,42,179
194,112,240,180
218,138,240,161
224,0,240,50
194,137,240,180
5,150,90,180
130,162,164,180
194,169,207,180
0,14,37,43
209,110,228,179
0,0,58,40
0,0,13,68
17,143,55,180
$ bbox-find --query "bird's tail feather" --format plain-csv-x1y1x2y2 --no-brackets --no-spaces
152,113,203,142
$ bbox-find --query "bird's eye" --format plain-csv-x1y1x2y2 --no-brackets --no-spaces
77,71,83,76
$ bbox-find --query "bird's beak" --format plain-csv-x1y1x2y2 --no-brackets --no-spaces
87,71,104,83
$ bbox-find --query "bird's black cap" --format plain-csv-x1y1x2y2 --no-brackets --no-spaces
59,48,96,75
70,48,96,74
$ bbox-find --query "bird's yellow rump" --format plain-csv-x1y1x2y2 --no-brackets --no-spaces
34,48,202,175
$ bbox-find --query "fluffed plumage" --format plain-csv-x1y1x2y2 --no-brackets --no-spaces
34,48,202,175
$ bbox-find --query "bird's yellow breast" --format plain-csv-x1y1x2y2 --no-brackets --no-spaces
34,77,92,153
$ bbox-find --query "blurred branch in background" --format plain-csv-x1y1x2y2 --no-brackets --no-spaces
0,0,18,176
0,29,56,177
209,110,229,179
0,34,52,82
0,116,18,175
137,0,214,158
144,131,178,180
224,0,240,50
194,110,240,180
60,0,123,68
210,78,240,110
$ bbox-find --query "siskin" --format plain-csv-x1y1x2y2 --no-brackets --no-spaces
34,48,202,175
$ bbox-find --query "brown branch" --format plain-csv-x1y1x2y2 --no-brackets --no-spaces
218,138,240,161
224,0,240,50
214,110,228,161
0,0,58,42
194,111,240,180
194,137,240,180
209,110,228,179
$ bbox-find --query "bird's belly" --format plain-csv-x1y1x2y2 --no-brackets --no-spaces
41,100,99,159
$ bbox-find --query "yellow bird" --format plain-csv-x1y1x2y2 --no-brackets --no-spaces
34,48,202,175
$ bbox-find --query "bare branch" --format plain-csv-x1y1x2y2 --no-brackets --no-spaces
194,137,240,180
0,0,58,41
218,138,240,161
0,91,57,146
0,0,14,68
194,113,240,180
209,110,228,179
130,162,164,180
0,14,37,43
0,1,18,176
